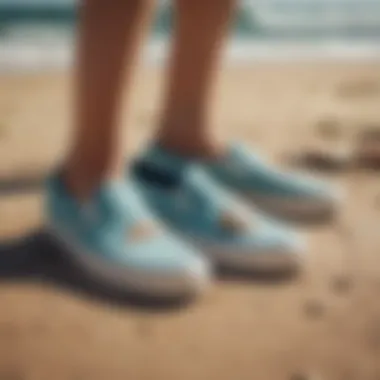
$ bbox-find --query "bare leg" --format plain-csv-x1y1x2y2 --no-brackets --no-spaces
156,0,237,157
65,0,154,198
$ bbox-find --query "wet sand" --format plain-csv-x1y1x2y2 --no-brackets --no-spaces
1,63,380,380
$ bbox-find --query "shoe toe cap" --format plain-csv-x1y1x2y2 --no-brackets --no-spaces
123,237,211,296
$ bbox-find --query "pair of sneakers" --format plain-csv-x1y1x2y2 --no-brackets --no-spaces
46,143,340,299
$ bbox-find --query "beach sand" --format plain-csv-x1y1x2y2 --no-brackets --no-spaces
1,62,380,380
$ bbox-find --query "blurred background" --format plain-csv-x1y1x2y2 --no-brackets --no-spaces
1,0,380,69
1,1,380,380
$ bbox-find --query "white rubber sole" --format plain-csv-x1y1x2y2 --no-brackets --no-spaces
188,236,305,274
47,224,210,299
246,193,341,223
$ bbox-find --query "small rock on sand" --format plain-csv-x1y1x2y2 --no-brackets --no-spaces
303,300,326,320
315,117,342,140
330,276,353,295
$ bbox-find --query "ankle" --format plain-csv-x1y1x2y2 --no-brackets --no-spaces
64,145,126,198
157,136,227,160
62,168,96,200
63,163,119,200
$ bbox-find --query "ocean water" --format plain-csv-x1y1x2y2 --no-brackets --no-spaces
1,0,380,71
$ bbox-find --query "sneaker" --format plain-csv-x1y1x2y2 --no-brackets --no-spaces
132,146,305,273
45,174,209,298
203,143,342,222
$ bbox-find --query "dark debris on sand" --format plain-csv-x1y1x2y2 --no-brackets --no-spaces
330,276,353,296
336,79,380,99
303,300,326,320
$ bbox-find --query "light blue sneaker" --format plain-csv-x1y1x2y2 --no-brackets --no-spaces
132,146,305,273
45,174,210,298
203,143,341,222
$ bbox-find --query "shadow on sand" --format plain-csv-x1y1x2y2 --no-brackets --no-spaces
0,173,45,195
0,230,298,311
0,172,297,310
0,230,199,312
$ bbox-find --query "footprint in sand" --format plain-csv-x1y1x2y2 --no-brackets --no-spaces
366,318,380,353
291,372,323,380
135,320,154,339
336,79,380,99
354,127,380,169
0,370,24,380
0,122,7,139
0,322,20,340
288,150,350,172
286,116,352,173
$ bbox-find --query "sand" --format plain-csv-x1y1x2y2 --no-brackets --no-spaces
1,62,380,380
